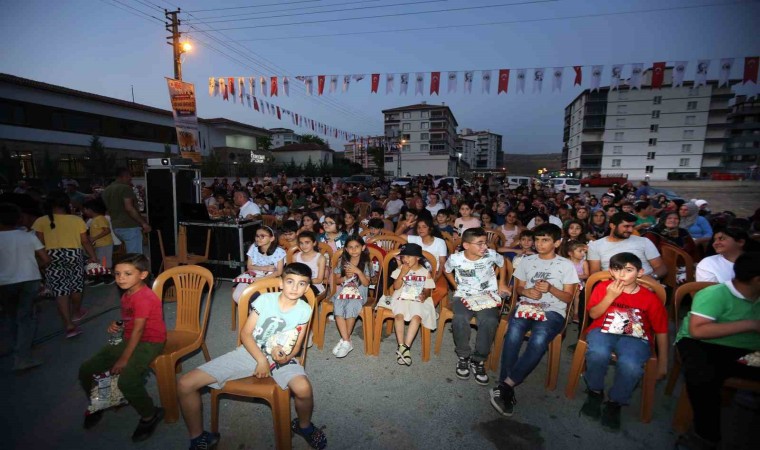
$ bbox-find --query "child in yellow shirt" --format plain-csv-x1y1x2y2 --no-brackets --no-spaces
83,199,114,285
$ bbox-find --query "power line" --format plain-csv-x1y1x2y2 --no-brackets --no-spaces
185,0,325,13
101,0,165,23
129,0,165,12
191,0,557,31
189,0,383,21
214,0,758,42
184,0,449,25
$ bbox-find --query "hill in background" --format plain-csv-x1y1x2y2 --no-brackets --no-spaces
502,153,562,176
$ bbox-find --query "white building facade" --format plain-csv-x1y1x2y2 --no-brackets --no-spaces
270,128,301,149
459,128,503,170
271,143,333,167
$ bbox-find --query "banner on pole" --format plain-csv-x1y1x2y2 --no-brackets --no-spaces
166,78,201,163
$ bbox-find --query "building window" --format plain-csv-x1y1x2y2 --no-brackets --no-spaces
651,110,661,118
611,159,621,167
402,123,410,131
649,138,657,146
647,151,656,160
420,144,429,151
402,134,411,140
650,124,659,132
689,87,700,96
613,145,623,154
687,101,698,110
420,122,429,129
421,111,428,118
685,115,696,125
420,133,429,140
653,96,662,105
683,130,694,139
614,132,624,141
402,112,411,119
679,158,690,167
645,165,654,173
402,144,410,152
616,118,626,128
617,105,627,114
681,144,692,153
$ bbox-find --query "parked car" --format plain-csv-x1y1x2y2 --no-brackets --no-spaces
506,176,532,190
550,177,581,194
390,177,413,187
433,177,470,189
648,187,684,202
343,175,377,186
580,173,628,187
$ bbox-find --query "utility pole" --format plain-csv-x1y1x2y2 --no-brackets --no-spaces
165,9,182,80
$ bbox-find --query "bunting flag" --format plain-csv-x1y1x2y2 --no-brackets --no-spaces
227,77,235,102
342,75,351,92
695,60,710,87
246,94,252,108
590,65,602,92
430,71,441,95
610,64,623,90
253,97,259,111
270,76,278,97
220,78,228,100
515,69,526,93
371,73,380,93
386,73,394,94
248,77,255,99
317,75,326,95
552,67,563,92
238,77,245,103
415,72,424,95
743,56,758,84
464,71,473,94
400,73,409,95
573,66,582,86
482,70,492,93
651,62,665,89
329,75,338,94
447,71,457,94
305,76,313,95
719,58,734,87
276,106,281,120
260,76,268,97
532,68,544,93
673,61,687,87
630,63,643,89
208,77,217,96
283,76,289,96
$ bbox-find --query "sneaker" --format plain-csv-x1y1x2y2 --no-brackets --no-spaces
335,340,353,358
189,431,221,450
73,308,89,323
600,401,622,432
580,390,604,420
470,360,489,385
331,339,344,356
131,407,164,442
66,327,83,339
291,419,327,450
455,356,471,379
490,383,516,417
83,410,103,429
13,357,43,371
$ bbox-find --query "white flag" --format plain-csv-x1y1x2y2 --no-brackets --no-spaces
208,77,217,97
329,75,338,94
590,65,603,92
447,72,458,93
386,73,395,94
260,76,268,97
610,64,623,90
695,60,710,87
482,70,492,94
400,73,409,95
673,61,688,87
464,71,473,93
532,68,545,93
342,75,351,92
415,72,424,95
246,94,252,108
516,69,526,93
248,77,255,98
719,58,734,87
305,76,314,95
283,76,290,96
352,74,366,83
630,63,643,89
552,67,563,92
238,77,245,103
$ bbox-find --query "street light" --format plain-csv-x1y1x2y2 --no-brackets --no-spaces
180,41,192,53
457,152,462,176
397,138,406,177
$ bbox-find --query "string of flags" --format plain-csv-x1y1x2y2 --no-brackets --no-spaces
210,56,758,99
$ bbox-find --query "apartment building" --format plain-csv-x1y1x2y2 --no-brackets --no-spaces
270,127,301,148
455,135,477,168
343,135,385,172
459,128,503,170
382,102,458,176
723,95,760,175
562,68,735,181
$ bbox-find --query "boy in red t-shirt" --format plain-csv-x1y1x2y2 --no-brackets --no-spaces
78,254,167,442
580,252,668,431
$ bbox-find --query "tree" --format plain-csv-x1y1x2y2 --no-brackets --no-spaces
257,136,272,151
82,136,116,178
304,156,317,176
367,146,385,175
284,157,300,176
300,134,326,146
201,149,224,177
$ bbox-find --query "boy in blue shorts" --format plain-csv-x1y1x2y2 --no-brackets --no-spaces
177,262,326,450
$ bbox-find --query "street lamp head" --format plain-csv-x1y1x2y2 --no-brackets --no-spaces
180,41,192,53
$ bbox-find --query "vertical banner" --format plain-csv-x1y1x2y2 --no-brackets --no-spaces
673,61,688,87
629,63,643,89
400,73,409,95
610,64,623,90
695,60,710,87
430,71,441,95
651,62,665,89
744,56,759,84
270,76,278,96
415,72,424,95
498,69,509,94
552,67,563,92
482,70,492,94
371,73,380,93
719,58,734,87
573,66,582,86
515,69,526,93
318,75,326,95
166,78,201,163
590,65,603,92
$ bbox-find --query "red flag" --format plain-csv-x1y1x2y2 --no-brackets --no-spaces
573,66,582,86
497,69,509,94
430,71,440,95
744,57,759,84
270,77,278,96
253,97,259,111
651,62,666,89
276,106,281,119
371,73,380,93
227,77,235,96
318,75,326,95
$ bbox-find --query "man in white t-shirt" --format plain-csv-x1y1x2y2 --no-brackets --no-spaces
383,190,404,222
233,190,261,220
587,212,667,281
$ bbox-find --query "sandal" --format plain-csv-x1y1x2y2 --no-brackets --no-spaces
291,419,327,450
396,344,412,366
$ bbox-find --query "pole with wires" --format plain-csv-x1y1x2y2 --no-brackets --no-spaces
165,9,182,80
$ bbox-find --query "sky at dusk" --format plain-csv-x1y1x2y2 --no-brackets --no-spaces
1,0,758,154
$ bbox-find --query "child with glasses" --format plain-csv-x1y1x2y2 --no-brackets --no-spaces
232,226,286,304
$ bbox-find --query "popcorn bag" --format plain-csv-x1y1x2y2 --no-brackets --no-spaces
87,371,128,414
515,302,547,321
264,325,303,357
86,262,111,276
738,351,760,367
462,291,502,312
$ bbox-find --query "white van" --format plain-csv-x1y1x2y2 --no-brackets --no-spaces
550,177,581,194
506,176,532,190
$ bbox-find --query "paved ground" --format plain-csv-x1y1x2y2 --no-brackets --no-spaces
3,279,759,450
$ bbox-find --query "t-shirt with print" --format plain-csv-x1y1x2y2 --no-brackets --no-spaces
513,254,580,318
586,279,667,348
121,285,166,343
89,215,113,247
246,245,286,276
391,266,435,301
586,235,660,275
445,249,504,298
676,282,760,350
251,292,312,361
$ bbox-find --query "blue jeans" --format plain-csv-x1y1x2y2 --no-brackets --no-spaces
0,280,40,361
114,227,143,254
499,311,565,384
585,328,652,404
451,297,500,363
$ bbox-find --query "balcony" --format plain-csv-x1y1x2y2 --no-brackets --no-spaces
584,105,607,116
583,118,606,131
586,92,608,103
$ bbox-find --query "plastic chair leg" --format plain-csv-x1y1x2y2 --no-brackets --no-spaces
545,334,561,391
640,358,658,423
201,342,211,362
360,307,374,355
230,299,236,331
385,320,393,336
372,312,387,355
665,356,681,396
487,317,508,372
210,390,220,433
564,340,588,399
434,310,452,355
672,386,693,433
153,356,179,423
272,388,293,450
421,327,431,362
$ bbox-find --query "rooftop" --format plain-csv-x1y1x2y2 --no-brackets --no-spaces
271,142,334,152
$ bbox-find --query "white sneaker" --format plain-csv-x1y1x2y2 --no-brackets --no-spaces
332,339,344,356
335,340,353,358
